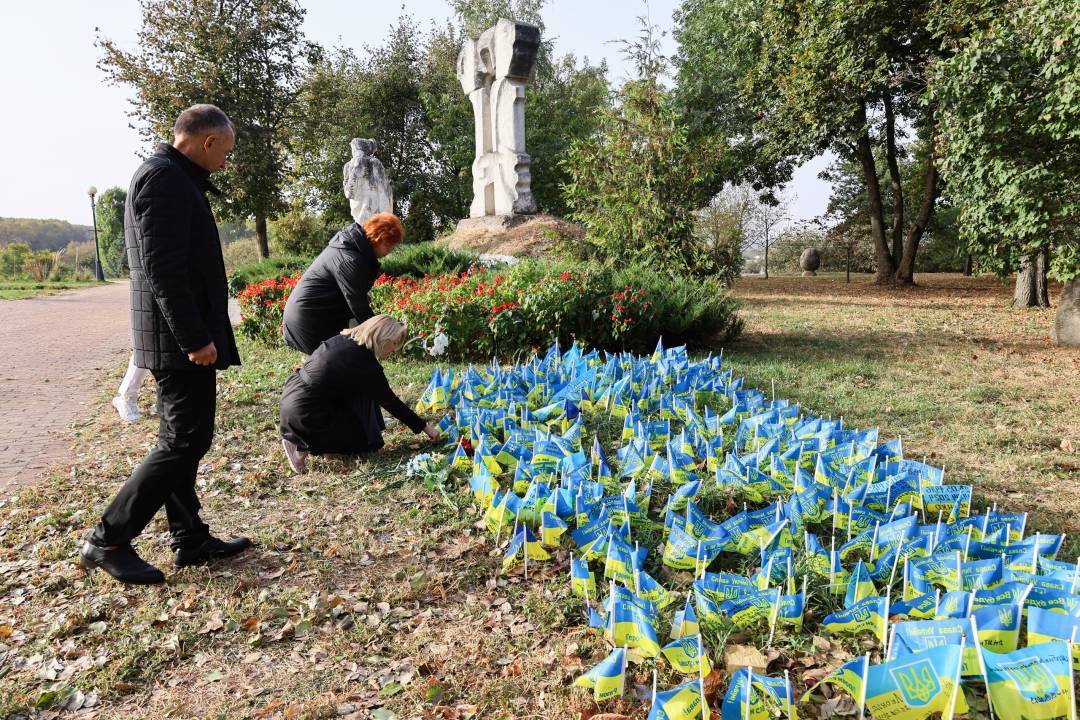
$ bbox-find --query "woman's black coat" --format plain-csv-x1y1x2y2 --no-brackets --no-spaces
282,223,380,354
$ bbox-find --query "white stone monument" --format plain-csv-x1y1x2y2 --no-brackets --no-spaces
456,18,540,229
343,138,393,225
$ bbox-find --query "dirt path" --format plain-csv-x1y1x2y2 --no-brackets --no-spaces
0,282,134,490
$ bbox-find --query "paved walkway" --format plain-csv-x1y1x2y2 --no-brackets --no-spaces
0,282,134,490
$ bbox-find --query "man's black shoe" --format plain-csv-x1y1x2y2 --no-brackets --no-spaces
174,536,252,567
79,541,166,585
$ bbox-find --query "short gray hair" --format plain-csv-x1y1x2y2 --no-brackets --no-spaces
173,104,234,138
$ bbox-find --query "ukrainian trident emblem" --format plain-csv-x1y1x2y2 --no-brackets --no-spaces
1004,657,1058,702
890,659,941,707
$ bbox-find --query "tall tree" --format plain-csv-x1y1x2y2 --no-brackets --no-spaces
94,187,127,276
563,14,724,273
930,0,1079,343
98,0,312,258
675,0,946,284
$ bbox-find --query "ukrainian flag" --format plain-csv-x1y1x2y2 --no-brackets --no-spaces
800,655,867,704
636,569,676,611
539,511,568,546
1026,607,1080,669
570,556,596,598
982,641,1075,720
822,596,888,642
608,592,662,658
721,668,793,720
661,635,712,675
574,647,626,702
450,438,472,471
500,526,550,573
670,596,700,640
865,644,965,720
845,561,876,608
647,679,709,720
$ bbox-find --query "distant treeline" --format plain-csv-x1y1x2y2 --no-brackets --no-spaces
0,218,92,251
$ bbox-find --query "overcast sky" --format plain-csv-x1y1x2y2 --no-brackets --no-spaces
0,0,830,227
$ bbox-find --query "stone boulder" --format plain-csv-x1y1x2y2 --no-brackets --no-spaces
800,247,821,276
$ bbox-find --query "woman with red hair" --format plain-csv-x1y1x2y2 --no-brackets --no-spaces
282,212,404,355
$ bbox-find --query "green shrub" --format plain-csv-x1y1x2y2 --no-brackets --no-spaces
235,259,742,358
221,238,262,274
379,242,480,279
228,256,312,296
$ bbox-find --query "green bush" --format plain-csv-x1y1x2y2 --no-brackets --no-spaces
228,256,312,296
378,242,480,279
221,238,262,274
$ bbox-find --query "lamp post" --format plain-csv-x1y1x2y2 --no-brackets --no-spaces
87,186,105,281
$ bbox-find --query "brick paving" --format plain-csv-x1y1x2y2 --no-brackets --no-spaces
0,282,133,491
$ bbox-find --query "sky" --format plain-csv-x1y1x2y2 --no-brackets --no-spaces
0,0,830,227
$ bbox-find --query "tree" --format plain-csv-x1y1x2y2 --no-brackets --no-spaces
0,242,31,279
98,0,313,259
563,14,724,273
675,0,947,284
94,187,127,276
748,190,792,279
930,0,1079,342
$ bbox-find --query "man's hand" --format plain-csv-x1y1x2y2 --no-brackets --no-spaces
188,342,218,367
422,424,440,443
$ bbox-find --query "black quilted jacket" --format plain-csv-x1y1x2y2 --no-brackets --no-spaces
126,144,240,371
281,223,380,355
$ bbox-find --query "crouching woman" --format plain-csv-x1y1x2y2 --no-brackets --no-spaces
279,314,438,473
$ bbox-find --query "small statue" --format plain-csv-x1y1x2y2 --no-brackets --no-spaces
343,138,393,225
800,247,821,276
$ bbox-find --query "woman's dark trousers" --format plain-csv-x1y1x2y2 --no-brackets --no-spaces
91,369,214,550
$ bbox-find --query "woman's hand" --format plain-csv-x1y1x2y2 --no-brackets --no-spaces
422,424,440,443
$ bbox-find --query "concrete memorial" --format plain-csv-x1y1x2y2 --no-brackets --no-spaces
456,18,540,230
343,138,393,225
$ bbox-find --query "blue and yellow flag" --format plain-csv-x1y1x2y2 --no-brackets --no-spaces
607,589,662,657
501,526,550,573
574,647,625,702
845,561,876,608
450,437,472,471
982,641,1075,720
636,568,676,611
647,679,709,720
801,655,867,704
822,596,888,642
721,668,794,720
539,511,568,546
661,634,712,675
865,644,965,720
570,555,596,599
670,595,700,640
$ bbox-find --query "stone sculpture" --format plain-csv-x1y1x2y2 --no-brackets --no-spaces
800,247,821,276
343,138,393,225
456,18,541,226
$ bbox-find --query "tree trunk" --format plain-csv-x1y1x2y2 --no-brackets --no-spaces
854,106,895,283
896,139,938,284
1053,278,1080,347
962,253,972,276
764,233,769,279
255,214,269,259
846,245,851,283
883,94,905,271
1013,250,1050,307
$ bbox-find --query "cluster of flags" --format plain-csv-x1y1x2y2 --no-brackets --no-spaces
414,339,1079,719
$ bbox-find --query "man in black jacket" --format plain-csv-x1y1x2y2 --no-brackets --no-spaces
81,104,251,584
281,213,403,355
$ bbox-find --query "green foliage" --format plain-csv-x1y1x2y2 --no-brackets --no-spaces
94,187,127,276
269,204,337,257
930,0,1080,281
0,242,31,279
236,260,742,357
378,242,479,279
0,218,90,251
97,0,315,256
563,17,723,274
227,255,312,296
221,238,263,274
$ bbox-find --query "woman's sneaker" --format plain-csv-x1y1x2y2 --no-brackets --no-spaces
281,437,308,474
112,396,141,423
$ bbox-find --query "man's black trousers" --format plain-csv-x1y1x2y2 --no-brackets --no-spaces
92,369,215,549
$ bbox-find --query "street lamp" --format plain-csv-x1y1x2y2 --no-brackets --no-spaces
87,186,105,282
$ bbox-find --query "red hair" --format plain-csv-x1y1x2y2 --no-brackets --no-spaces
363,212,404,248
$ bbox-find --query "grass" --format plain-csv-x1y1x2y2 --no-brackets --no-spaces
0,272,1077,719
0,280,106,300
